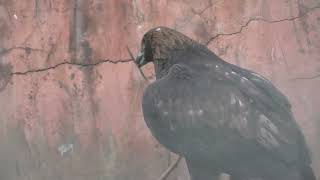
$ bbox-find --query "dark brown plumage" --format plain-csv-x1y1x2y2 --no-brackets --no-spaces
136,27,316,180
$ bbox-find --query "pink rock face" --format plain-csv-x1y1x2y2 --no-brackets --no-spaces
0,0,319,179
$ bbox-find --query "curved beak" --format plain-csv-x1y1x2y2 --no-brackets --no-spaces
135,51,147,68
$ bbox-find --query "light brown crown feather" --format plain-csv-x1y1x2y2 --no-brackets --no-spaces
142,27,194,59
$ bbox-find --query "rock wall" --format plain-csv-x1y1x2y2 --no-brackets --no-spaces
0,0,319,179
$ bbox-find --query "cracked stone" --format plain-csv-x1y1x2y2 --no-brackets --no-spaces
205,5,320,46
11,58,134,76
0,46,47,57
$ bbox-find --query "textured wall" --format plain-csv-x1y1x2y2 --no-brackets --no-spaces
0,0,320,179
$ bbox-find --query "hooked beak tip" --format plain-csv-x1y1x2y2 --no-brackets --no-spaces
135,51,146,68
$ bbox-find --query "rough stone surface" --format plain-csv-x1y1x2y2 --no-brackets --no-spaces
0,0,319,179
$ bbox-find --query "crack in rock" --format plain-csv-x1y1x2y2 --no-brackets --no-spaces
11,58,134,76
5,5,320,79
205,5,320,46
0,46,47,56
291,74,320,81
191,1,215,16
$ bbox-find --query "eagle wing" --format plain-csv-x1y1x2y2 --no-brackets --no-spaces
142,63,310,166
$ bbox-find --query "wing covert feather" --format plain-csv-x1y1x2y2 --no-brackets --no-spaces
142,63,310,165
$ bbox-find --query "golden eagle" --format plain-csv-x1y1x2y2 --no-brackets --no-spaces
136,27,315,180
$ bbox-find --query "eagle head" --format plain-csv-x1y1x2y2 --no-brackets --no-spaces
135,27,195,78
